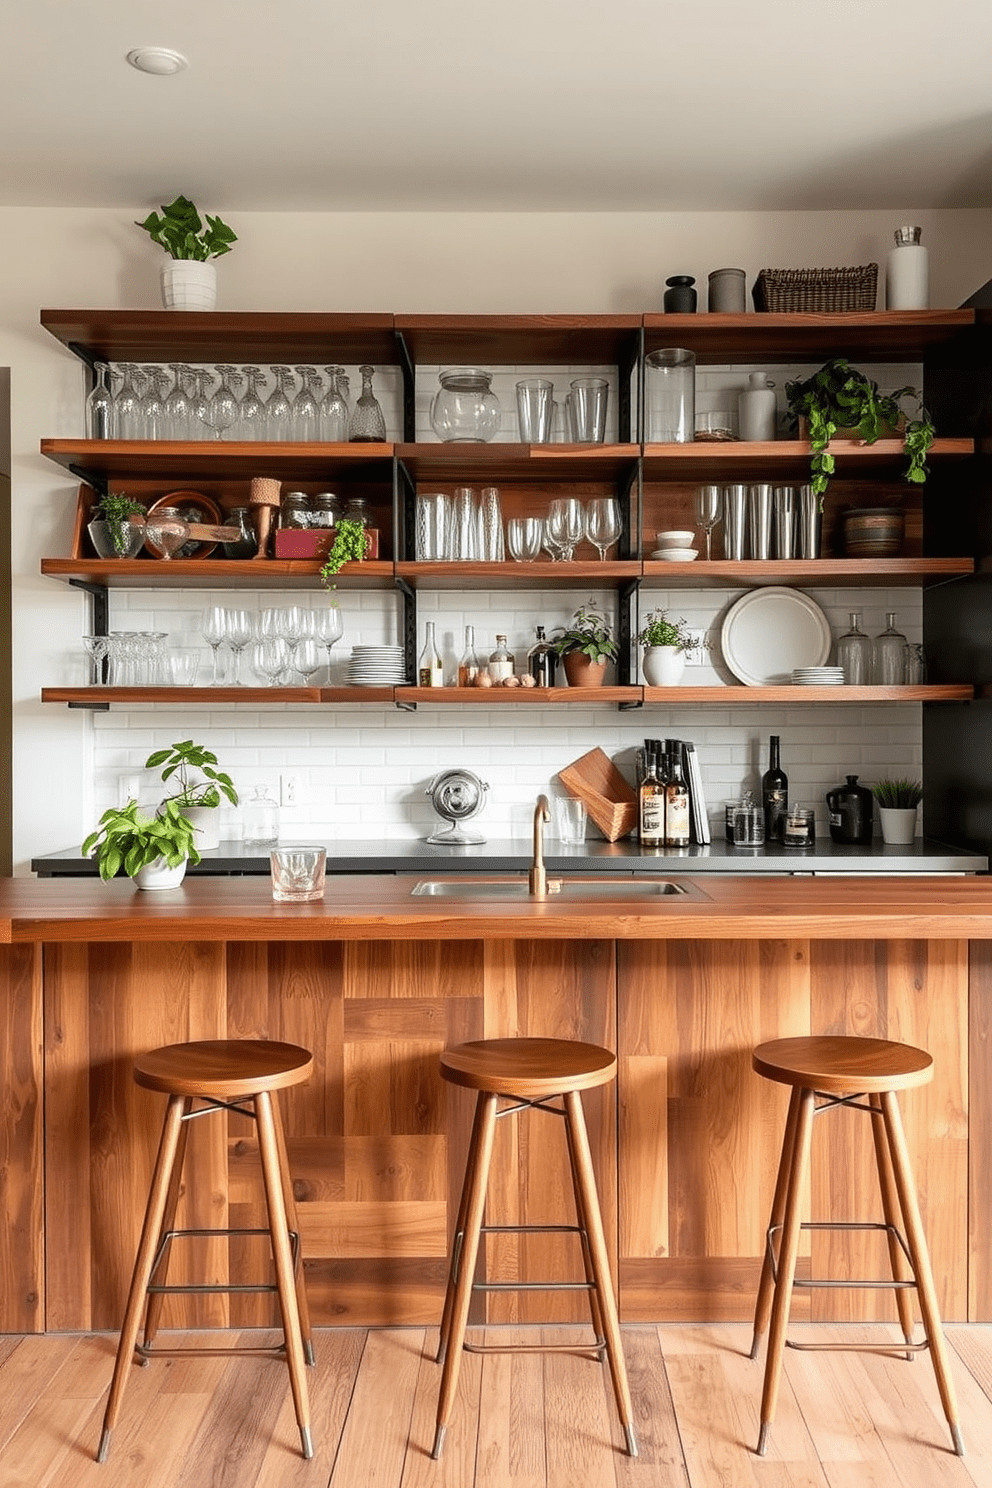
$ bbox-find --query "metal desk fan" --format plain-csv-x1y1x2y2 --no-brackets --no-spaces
424,769,490,845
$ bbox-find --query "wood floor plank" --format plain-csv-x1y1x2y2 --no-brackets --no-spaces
541,1325,621,1488
474,1327,547,1488
0,1335,92,1450
329,1327,423,1487
662,1347,762,1488
611,1326,687,1487
253,1327,367,1487
401,1326,483,1488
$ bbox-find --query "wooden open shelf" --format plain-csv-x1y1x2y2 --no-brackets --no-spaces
40,438,395,483
640,437,972,481
641,309,976,364
40,556,397,590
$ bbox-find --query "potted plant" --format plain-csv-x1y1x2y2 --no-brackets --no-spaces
871,777,923,845
87,492,147,559
637,608,699,687
145,739,238,851
552,601,618,687
319,517,373,589
82,798,201,889
785,358,935,502
135,194,238,311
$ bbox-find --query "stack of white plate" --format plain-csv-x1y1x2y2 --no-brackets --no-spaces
791,666,846,686
345,645,407,686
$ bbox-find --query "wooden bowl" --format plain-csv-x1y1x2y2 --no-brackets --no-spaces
841,506,905,557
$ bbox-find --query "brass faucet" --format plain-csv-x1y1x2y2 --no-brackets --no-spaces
529,795,561,899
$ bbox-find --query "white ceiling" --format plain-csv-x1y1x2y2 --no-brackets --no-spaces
2,0,990,214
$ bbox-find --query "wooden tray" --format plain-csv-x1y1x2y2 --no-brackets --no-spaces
558,746,637,842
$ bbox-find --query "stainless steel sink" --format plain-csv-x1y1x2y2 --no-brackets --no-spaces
410,876,691,900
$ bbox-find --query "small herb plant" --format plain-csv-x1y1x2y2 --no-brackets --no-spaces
82,798,201,881
552,601,618,664
92,492,146,555
637,608,698,652
319,517,372,587
135,194,238,261
145,739,238,811
871,777,924,809
785,358,935,501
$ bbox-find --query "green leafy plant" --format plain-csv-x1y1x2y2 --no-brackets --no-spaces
637,608,698,652
145,739,238,811
871,777,924,809
82,798,201,881
552,601,618,664
785,358,935,501
135,194,238,261
319,517,372,587
92,492,146,555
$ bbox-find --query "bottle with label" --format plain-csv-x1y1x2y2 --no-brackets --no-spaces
762,735,788,843
457,625,481,687
527,625,557,688
638,746,665,848
488,634,515,683
664,747,691,847
418,621,444,687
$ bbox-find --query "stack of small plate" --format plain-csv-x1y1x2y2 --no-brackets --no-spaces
345,645,407,686
651,529,699,562
791,666,845,686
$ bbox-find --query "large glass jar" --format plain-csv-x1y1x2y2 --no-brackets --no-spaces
429,367,502,443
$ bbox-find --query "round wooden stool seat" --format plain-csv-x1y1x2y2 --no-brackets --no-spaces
134,1039,314,1098
440,1036,616,1097
753,1035,933,1096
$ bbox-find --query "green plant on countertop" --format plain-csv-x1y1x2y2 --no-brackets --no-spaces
637,608,699,652
552,600,618,664
93,492,147,555
82,798,201,882
145,739,239,811
135,194,238,261
319,517,372,587
871,777,924,809
785,358,935,502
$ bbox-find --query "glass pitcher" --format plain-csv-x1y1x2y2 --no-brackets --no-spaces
430,367,501,443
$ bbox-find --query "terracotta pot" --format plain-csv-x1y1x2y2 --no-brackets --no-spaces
562,651,608,687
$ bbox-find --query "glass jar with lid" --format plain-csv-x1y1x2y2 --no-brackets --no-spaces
278,492,312,530
429,367,502,443
311,492,341,529
344,497,373,527
221,506,257,559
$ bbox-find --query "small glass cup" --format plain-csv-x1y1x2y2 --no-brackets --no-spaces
270,845,327,902
732,804,765,846
553,797,588,844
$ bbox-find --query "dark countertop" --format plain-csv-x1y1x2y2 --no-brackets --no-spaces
32,835,988,877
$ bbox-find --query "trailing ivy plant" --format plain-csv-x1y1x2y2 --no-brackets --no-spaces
135,194,238,261
319,517,372,588
785,358,935,502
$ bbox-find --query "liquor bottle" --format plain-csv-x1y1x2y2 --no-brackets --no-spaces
457,625,481,687
762,734,788,843
527,625,557,687
488,633,515,683
418,621,444,687
638,746,665,848
664,748,691,848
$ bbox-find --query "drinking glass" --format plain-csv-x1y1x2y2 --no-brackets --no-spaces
81,634,109,685
319,365,350,441
515,378,555,443
569,377,609,443
277,605,310,665
202,605,228,685
547,497,584,561
266,366,295,439
200,364,242,439
295,638,323,685
292,366,321,442
187,368,215,441
695,485,723,560
163,363,193,440
478,487,505,562
251,637,291,687
138,365,168,440
113,364,146,440
224,609,255,686
541,519,563,561
237,366,267,439
313,605,344,677
507,516,543,561
85,364,114,439
450,487,479,561
585,497,622,560
415,492,450,560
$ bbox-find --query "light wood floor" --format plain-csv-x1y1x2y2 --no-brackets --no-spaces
3,1323,992,1487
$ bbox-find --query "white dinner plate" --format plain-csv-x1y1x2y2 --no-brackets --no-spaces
720,587,832,686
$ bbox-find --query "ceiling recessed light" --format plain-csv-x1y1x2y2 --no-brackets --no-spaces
126,47,188,77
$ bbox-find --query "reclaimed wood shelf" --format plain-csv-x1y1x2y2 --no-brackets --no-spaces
40,438,395,483
640,437,973,481
642,684,974,704
40,556,397,590
641,308,976,364
640,557,975,589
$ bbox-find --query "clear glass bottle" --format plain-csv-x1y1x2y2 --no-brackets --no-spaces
836,611,872,685
638,746,665,848
348,365,387,443
527,625,557,688
904,642,927,685
85,362,114,439
418,621,444,687
665,745,691,847
872,612,908,685
457,625,480,687
488,634,515,683
243,785,280,846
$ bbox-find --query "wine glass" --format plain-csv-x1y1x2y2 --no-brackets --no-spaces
319,365,350,441
200,364,242,439
237,365,267,439
695,484,723,561
251,637,291,687
224,609,254,686
547,497,584,561
585,498,622,561
163,363,193,440
277,605,310,667
201,605,228,685
294,639,323,685
266,366,295,439
292,366,321,442
507,516,543,562
314,605,344,678
81,634,109,686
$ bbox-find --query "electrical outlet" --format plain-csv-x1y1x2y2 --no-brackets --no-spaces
280,772,300,808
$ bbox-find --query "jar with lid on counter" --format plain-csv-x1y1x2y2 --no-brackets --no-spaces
310,492,341,529
278,492,312,529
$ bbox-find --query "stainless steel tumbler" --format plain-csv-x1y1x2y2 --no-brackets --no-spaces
748,483,773,560
797,483,821,559
773,485,797,559
723,483,747,560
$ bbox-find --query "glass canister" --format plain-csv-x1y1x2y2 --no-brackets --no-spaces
429,367,502,443
221,506,257,559
643,348,695,442
311,492,342,529
278,492,312,529
243,785,280,846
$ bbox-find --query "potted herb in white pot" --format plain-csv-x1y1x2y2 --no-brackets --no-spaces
637,608,699,687
145,739,238,851
135,194,238,311
872,777,923,845
82,798,201,889
87,492,147,558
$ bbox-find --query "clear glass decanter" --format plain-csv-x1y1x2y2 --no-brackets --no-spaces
872,612,907,685
836,611,872,685
348,365,387,443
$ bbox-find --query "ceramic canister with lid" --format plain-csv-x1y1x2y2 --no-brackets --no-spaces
707,267,747,313
825,774,874,844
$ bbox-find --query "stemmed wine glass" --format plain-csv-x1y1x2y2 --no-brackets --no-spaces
294,639,323,686
201,605,228,685
584,498,623,561
547,497,585,561
82,634,109,686
224,609,254,686
200,365,242,439
251,637,291,687
163,363,193,440
237,366,267,439
695,484,723,561
314,605,344,679
319,366,350,441
292,366,321,442
266,366,295,440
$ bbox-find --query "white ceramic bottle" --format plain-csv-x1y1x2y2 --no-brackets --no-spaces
738,372,777,442
885,225,929,310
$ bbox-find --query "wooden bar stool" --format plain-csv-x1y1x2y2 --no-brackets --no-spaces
433,1036,637,1461
97,1039,316,1463
750,1035,963,1458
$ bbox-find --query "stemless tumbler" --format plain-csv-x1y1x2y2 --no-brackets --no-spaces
515,378,555,443
644,349,695,442
568,377,609,443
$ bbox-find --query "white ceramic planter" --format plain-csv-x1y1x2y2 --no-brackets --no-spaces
878,806,918,845
182,805,220,851
134,857,188,891
642,646,686,686
160,260,217,311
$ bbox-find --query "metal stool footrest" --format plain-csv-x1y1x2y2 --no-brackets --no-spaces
767,1219,916,1291
147,1226,303,1296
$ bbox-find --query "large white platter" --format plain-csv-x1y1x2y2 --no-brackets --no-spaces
720,587,832,687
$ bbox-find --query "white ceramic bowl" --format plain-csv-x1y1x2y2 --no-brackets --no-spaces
651,547,698,562
655,530,695,547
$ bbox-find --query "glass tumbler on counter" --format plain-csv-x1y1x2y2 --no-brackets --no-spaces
270,845,326,901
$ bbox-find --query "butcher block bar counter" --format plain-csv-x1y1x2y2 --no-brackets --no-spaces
3,873,989,1338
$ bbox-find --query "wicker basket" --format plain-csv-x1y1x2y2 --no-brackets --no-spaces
752,263,878,314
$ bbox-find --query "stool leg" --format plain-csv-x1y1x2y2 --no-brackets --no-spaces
563,1104,606,1356
564,1089,638,1457
141,1099,193,1353
757,1084,815,1457
255,1091,314,1460
433,1091,498,1461
271,1095,315,1367
97,1093,186,1463
750,1086,801,1360
868,1092,915,1355
436,1089,487,1368
880,1090,964,1456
